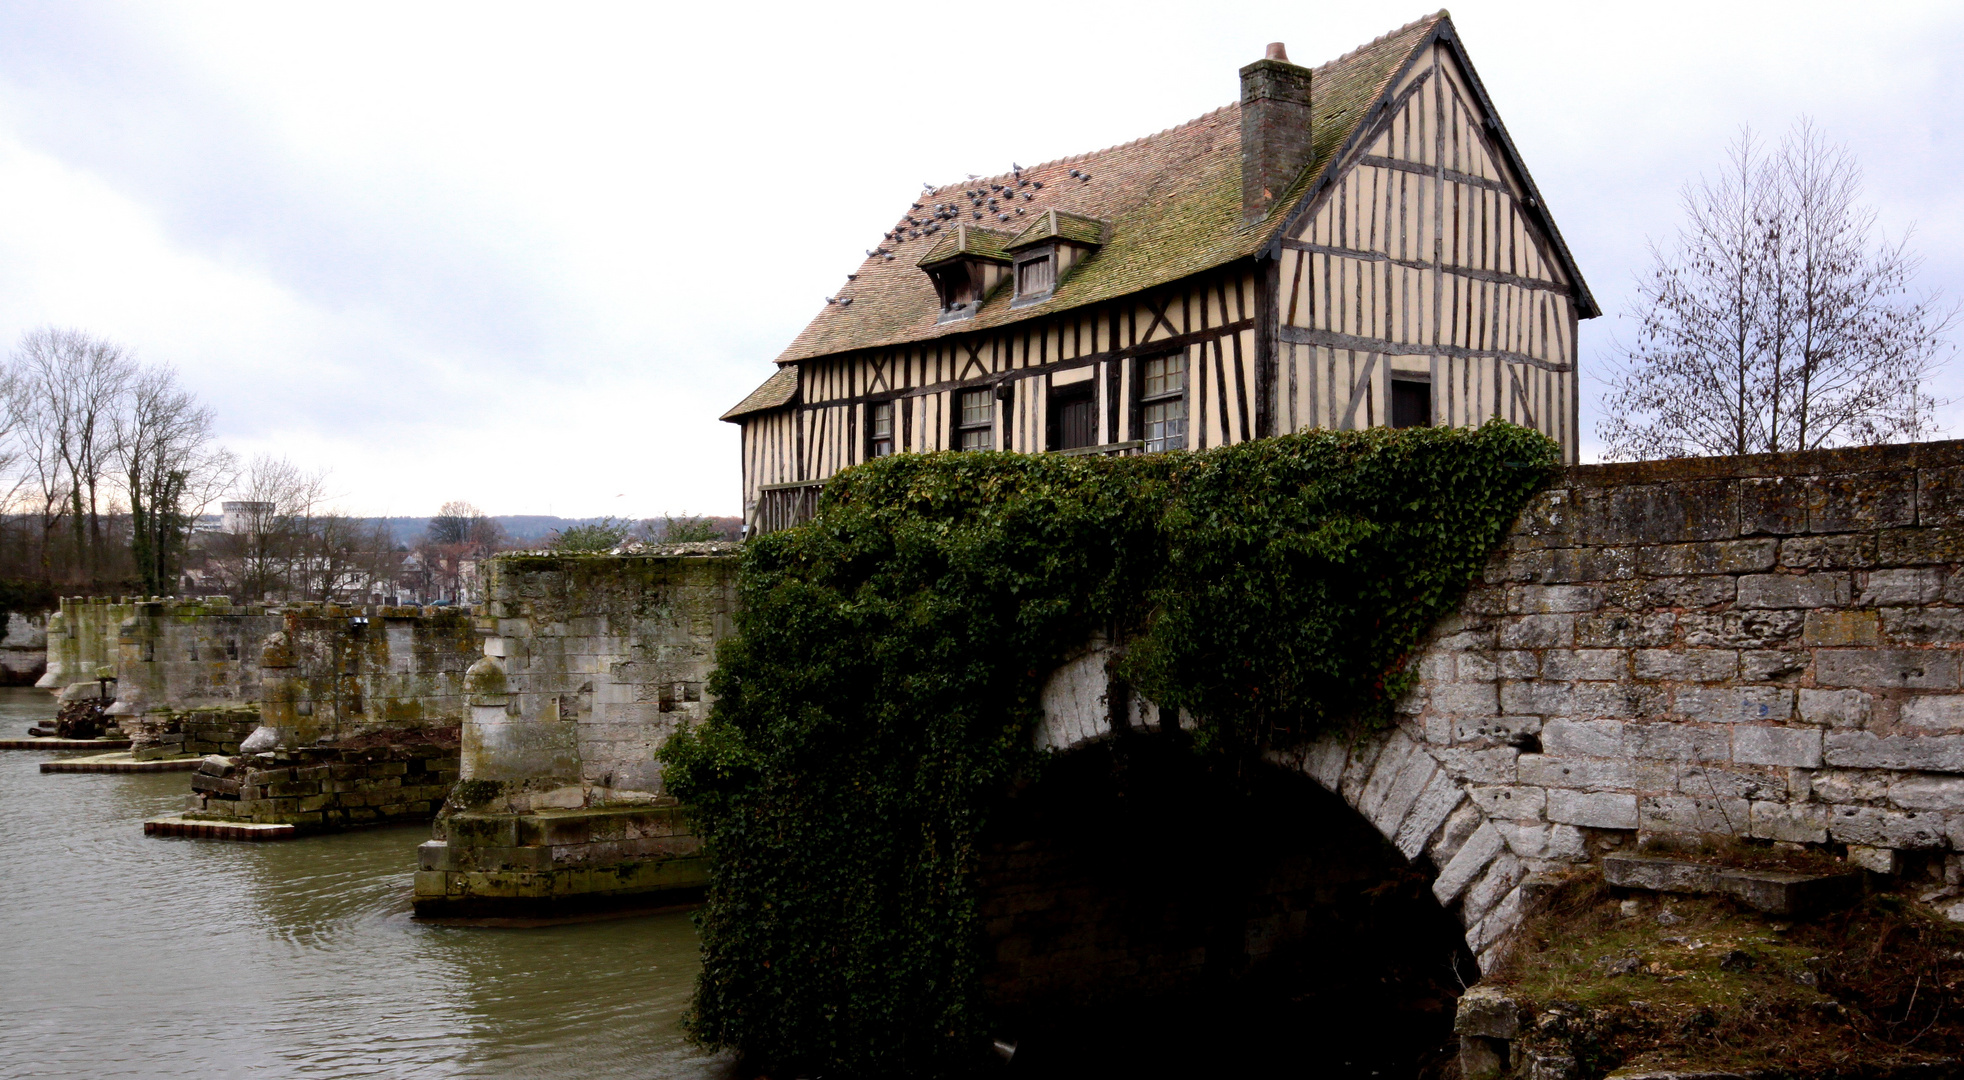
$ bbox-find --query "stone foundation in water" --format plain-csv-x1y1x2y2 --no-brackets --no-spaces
183,739,460,830
126,706,260,761
411,803,707,918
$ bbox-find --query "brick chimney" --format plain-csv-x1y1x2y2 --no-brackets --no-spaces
1240,42,1314,224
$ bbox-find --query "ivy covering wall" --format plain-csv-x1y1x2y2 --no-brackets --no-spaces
659,421,1558,1077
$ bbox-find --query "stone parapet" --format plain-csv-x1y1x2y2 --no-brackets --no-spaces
1405,440,1964,875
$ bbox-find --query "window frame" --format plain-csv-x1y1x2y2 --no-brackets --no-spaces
1013,252,1055,305
1134,352,1188,453
866,398,897,459
1389,375,1433,430
953,386,995,451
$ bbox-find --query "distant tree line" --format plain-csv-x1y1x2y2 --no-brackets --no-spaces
0,327,232,600
0,326,740,616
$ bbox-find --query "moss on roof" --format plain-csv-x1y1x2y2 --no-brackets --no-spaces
918,225,1014,268
721,366,799,421
737,9,1589,389
1005,209,1109,252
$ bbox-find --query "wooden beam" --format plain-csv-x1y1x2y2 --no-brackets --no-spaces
1339,352,1379,431
1280,239,1570,297
1357,153,1512,195
790,319,1259,412
1280,325,1572,374
1509,364,1537,428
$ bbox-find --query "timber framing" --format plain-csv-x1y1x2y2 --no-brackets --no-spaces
725,11,1596,531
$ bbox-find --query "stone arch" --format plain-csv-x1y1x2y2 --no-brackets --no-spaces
979,724,1478,1075
1031,639,1541,976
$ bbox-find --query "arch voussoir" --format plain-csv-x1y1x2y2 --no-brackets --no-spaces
1036,649,1534,973
1281,726,1531,973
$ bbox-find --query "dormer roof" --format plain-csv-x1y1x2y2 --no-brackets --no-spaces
1004,209,1108,253
917,225,1014,269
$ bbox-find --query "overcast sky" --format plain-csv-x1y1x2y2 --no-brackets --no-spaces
0,1,1959,517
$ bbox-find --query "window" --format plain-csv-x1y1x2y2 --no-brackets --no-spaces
930,265,979,314
956,388,994,450
1140,355,1186,453
868,400,894,458
1048,382,1096,451
1015,255,1054,299
1391,378,1432,429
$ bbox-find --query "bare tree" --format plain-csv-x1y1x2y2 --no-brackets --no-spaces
8,329,134,584
208,454,329,601
1601,122,1955,459
115,365,236,595
427,500,502,548
415,500,503,604
18,330,134,578
297,512,398,604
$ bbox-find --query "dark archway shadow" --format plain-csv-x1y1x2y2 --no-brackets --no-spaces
976,734,1477,1079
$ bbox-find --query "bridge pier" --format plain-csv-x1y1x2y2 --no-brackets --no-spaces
409,544,737,918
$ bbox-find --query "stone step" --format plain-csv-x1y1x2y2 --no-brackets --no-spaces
0,738,132,750
144,815,298,841
1602,853,1863,917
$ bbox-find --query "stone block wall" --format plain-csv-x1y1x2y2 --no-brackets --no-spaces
35,596,477,743
38,597,142,691
1,612,47,685
125,705,260,760
414,804,707,916
460,543,739,811
1401,439,1964,878
262,604,478,740
1036,440,1964,971
111,597,279,708
414,544,736,916
186,741,460,829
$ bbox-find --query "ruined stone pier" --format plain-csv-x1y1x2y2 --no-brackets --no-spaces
411,543,736,917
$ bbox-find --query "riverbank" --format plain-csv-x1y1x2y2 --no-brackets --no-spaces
0,687,733,1080
1482,867,1964,1077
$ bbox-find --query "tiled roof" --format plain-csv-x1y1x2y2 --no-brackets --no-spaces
725,9,1590,420
763,12,1450,369
1006,209,1109,252
720,365,798,421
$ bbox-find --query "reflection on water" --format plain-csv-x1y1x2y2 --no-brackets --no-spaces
0,687,732,1079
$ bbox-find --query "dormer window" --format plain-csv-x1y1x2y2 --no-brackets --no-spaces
917,226,1012,323
1005,209,1108,307
1015,254,1054,298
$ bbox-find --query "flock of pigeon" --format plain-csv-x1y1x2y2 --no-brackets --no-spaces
824,163,1097,309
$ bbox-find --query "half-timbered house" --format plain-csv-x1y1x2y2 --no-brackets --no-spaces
723,11,1597,533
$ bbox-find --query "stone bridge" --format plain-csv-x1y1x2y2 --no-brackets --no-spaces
1023,439,1964,983
225,441,1964,1035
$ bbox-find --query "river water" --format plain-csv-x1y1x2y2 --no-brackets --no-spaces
0,687,733,1080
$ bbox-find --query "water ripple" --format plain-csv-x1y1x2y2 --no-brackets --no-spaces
0,688,734,1080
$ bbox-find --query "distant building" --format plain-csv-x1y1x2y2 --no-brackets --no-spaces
220,501,274,534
